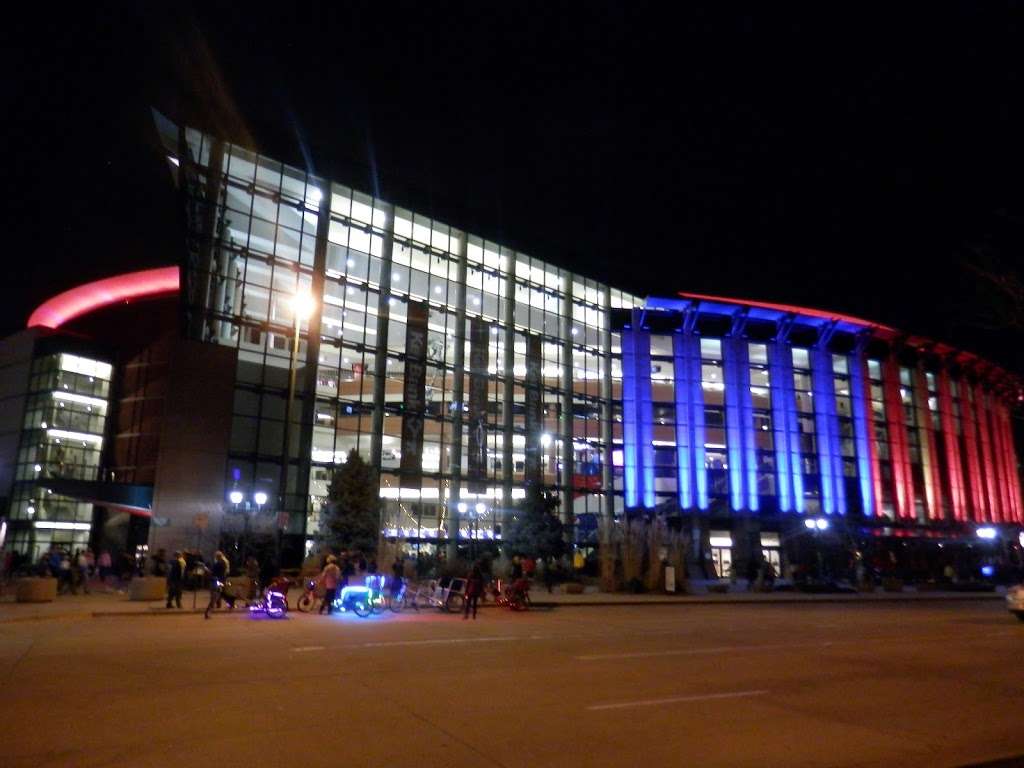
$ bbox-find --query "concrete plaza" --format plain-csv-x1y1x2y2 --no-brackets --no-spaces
1,598,1021,767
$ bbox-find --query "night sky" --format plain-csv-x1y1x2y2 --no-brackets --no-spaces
7,3,1024,372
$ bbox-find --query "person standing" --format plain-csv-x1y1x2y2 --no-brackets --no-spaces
318,556,341,615
165,551,185,608
245,555,260,602
76,549,91,594
58,551,73,594
463,562,484,620
204,551,231,619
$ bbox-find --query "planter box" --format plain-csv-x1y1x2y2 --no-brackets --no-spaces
707,583,730,594
16,577,57,603
562,582,585,595
129,576,167,601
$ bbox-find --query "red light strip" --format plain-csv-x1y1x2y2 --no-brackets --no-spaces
991,403,1014,522
913,368,942,520
27,267,180,329
1000,405,1022,523
677,291,897,332
882,357,914,520
961,385,986,522
937,370,966,522
974,386,1000,523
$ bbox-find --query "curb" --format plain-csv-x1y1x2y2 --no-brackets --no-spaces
525,593,1005,608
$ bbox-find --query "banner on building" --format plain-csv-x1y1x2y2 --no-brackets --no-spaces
523,334,543,486
466,318,491,493
399,301,429,488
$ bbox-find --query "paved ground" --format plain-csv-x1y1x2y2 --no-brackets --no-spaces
1,600,1022,768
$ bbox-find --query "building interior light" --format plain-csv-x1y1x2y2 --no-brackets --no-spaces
977,527,997,540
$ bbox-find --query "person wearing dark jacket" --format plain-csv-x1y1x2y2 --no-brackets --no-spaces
463,563,484,620
166,551,186,609
204,551,233,619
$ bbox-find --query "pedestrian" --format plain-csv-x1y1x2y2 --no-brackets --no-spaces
97,550,112,589
509,555,523,580
463,562,484,620
76,549,91,594
166,551,185,609
58,551,73,594
318,556,341,615
204,551,232,619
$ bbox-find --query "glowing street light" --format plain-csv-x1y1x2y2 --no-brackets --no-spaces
290,291,316,321
229,490,244,505
253,491,268,507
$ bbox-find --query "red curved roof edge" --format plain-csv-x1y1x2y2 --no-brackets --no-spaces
677,290,1020,391
27,267,180,330
677,291,898,333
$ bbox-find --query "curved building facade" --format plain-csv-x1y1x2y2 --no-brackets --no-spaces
2,113,1020,572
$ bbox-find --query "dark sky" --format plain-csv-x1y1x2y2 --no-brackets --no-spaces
6,2,1024,371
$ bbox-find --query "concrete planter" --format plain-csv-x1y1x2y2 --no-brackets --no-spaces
129,576,167,601
16,577,57,603
562,582,585,595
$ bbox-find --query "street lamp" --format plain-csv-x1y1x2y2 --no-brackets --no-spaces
229,490,244,505
253,491,268,508
278,290,317,565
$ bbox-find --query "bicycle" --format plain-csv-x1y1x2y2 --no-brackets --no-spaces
295,579,323,613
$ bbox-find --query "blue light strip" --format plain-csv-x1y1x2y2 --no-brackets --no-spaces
621,325,640,508
769,341,793,512
811,347,837,514
688,334,708,510
672,330,693,510
621,316,655,509
739,342,759,511
782,349,806,513
848,346,875,516
723,336,746,511
637,331,656,509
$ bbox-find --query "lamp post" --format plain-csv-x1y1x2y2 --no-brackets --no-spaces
229,490,245,564
278,291,316,566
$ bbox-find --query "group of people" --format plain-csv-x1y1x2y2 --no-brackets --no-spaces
3,546,117,594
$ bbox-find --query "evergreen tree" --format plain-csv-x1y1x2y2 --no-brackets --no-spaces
502,484,564,560
324,450,381,555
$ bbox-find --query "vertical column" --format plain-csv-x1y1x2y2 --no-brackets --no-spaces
881,356,913,520
672,326,693,510
191,137,225,342
937,369,966,522
974,385,1000,523
722,322,752,512
769,339,794,512
740,342,759,512
501,253,516,507
560,277,576,531
811,344,841,515
369,206,396,473
989,396,1011,522
998,403,1022,522
687,325,708,510
600,286,614,518
849,341,878,517
913,367,942,520
621,312,654,508
294,181,331,533
960,378,987,522
447,233,469,549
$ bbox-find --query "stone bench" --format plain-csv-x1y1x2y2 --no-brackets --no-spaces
16,577,57,603
129,576,167,601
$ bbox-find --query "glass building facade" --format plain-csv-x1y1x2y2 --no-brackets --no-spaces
5,352,113,555
151,114,1022,559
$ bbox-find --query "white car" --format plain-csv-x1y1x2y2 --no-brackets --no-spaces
1007,585,1024,622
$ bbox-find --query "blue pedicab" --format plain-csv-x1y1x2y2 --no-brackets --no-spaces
332,574,387,618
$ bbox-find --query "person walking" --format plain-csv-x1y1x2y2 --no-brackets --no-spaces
463,562,484,620
97,550,112,590
76,549,91,594
318,556,341,615
166,551,185,609
58,551,73,594
204,551,232,619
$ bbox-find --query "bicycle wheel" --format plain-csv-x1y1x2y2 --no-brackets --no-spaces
296,592,315,613
353,600,372,618
371,598,385,615
389,593,404,613
446,594,465,614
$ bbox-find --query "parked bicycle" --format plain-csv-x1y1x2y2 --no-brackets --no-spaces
407,577,466,613
490,577,531,611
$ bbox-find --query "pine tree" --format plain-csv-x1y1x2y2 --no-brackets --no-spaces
324,450,381,555
502,484,564,560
